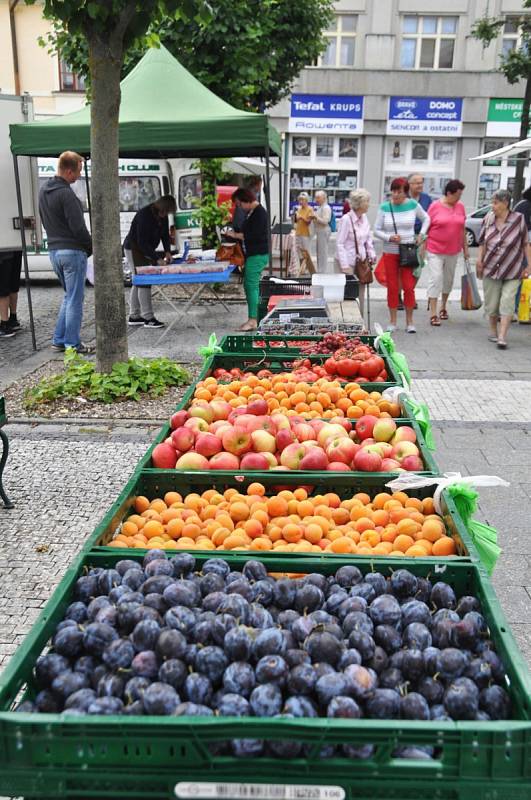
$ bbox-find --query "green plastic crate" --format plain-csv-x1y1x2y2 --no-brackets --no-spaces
197,352,401,391
0,553,530,799
219,333,384,357
83,469,476,564
136,415,440,478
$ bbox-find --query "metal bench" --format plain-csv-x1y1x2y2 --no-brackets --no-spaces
0,397,14,508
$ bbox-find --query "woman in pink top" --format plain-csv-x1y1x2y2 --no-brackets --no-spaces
336,188,376,323
425,179,469,325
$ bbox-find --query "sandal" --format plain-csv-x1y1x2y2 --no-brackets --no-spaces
439,309,448,320
497,340,507,350
430,316,441,326
488,335,498,342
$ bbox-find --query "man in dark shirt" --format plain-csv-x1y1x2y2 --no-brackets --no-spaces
38,150,93,353
123,195,176,328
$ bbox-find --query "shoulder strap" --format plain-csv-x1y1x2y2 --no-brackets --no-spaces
389,204,398,235
349,214,359,256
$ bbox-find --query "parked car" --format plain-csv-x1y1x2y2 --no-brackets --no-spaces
465,204,490,247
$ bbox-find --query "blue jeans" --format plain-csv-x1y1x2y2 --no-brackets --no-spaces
49,249,87,348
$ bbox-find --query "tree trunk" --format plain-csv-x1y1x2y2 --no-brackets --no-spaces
88,33,128,373
512,76,531,203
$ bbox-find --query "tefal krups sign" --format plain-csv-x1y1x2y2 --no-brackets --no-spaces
289,94,364,134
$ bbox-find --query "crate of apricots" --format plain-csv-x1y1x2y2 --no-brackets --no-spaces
103,483,472,561
189,374,403,420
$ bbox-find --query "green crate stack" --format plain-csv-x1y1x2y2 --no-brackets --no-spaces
0,332,530,799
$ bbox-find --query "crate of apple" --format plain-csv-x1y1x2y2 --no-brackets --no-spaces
151,400,426,474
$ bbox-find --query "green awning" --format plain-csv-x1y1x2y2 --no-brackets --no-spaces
10,45,281,158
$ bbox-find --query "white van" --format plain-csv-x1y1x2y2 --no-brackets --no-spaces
28,158,174,276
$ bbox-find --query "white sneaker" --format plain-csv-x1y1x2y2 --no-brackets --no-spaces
386,324,396,333
406,325,416,333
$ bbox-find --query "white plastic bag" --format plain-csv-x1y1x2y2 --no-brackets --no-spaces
385,473,510,515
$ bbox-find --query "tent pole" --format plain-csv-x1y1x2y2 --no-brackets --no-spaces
265,144,272,275
278,153,283,278
84,159,93,228
13,154,36,351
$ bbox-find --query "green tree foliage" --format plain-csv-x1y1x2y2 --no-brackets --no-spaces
40,0,335,112
26,0,210,372
472,3,531,201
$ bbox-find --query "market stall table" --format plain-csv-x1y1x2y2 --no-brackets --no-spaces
132,264,236,340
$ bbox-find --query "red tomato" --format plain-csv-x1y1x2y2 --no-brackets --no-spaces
336,358,359,378
358,356,384,380
324,358,338,375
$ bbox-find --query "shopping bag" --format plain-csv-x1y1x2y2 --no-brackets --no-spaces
374,256,387,286
517,277,531,322
461,259,482,310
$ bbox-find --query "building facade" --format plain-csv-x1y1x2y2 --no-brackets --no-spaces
268,0,531,216
0,0,85,118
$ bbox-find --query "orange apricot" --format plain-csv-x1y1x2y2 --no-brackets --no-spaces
330,536,355,553
134,495,150,513
282,523,304,543
393,534,415,553
431,536,457,556
143,520,165,539
164,491,182,506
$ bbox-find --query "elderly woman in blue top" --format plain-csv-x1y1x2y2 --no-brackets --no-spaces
374,177,430,333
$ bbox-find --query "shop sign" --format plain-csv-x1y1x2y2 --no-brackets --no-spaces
387,97,462,137
486,98,530,137
289,94,364,134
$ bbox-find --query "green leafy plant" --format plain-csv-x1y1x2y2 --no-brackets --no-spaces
23,349,191,408
190,158,232,248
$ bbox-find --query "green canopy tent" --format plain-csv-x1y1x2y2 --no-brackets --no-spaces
9,46,284,348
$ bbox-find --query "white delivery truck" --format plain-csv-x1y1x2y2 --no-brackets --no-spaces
30,158,174,277
0,93,41,260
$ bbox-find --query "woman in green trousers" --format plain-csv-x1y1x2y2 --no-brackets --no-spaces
230,188,269,331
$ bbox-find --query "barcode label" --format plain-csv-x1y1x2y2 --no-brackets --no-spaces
175,783,345,800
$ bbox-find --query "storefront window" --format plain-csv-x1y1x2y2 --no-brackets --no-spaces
289,170,357,211
316,137,334,158
411,140,430,161
292,137,312,158
478,173,501,205
339,138,358,159
383,137,456,199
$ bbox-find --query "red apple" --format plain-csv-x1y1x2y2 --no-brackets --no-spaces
401,454,424,471
353,448,382,472
209,400,232,421
326,437,358,464
253,416,277,434
294,423,316,442
175,452,210,470
251,430,277,453
317,423,348,448
393,441,420,461
152,442,177,469
271,413,291,431
210,420,232,434
228,407,250,424
184,417,209,434
164,436,174,446
380,457,402,472
222,428,252,456
279,443,306,469
355,415,379,441
373,418,397,443
327,461,352,471
189,402,214,424
195,432,223,457
299,447,329,471
247,398,268,416
276,428,296,451
310,419,326,435
329,416,353,433
209,452,240,470
300,440,319,451
171,427,195,452
261,452,279,468
240,452,270,470
170,410,189,430
391,425,417,444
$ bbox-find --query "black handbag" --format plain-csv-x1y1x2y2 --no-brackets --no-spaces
389,205,419,268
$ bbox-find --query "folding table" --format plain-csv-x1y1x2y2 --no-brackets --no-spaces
132,264,236,340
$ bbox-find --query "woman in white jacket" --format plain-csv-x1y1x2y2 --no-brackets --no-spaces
336,188,376,321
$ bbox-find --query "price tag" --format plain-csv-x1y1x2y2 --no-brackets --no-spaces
175,783,345,800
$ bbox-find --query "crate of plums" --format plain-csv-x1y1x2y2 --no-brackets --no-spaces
0,550,530,799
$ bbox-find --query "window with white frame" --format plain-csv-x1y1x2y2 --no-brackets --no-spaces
289,135,359,211
400,16,457,69
383,137,456,198
501,16,524,57
59,59,86,91
317,14,357,67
